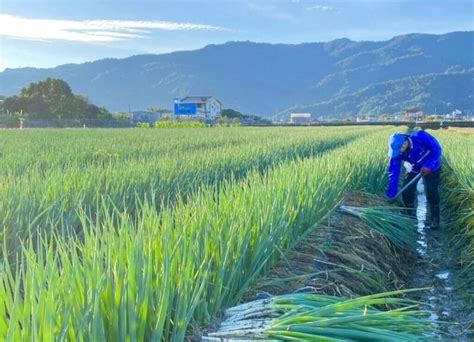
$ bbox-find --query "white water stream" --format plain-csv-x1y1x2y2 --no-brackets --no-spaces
412,178,472,339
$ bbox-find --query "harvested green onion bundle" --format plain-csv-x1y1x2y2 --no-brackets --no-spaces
206,289,435,341
339,206,417,248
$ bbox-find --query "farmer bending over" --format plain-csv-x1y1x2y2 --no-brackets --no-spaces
386,130,442,229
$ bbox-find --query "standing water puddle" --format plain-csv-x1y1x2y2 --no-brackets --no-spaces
409,178,473,340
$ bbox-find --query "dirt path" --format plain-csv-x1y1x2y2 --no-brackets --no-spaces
409,179,473,340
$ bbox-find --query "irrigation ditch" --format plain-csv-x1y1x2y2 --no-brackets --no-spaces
202,187,473,340
407,176,473,340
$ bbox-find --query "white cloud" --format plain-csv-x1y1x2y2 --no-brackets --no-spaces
0,15,224,43
306,5,334,12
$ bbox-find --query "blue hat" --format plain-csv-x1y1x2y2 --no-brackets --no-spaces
388,134,405,158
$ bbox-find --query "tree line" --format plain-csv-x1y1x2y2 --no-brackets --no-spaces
0,78,111,120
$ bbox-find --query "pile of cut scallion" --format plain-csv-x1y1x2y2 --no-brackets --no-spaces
206,289,435,341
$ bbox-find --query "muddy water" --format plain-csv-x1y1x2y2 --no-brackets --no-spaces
410,178,473,340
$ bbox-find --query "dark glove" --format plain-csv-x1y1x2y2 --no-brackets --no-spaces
387,197,397,205
421,167,432,176
386,192,397,204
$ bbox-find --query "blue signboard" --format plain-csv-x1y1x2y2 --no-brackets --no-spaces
174,102,197,115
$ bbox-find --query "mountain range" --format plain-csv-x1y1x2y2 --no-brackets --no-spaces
1,31,473,118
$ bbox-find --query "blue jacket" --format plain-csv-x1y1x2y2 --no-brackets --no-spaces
386,130,442,198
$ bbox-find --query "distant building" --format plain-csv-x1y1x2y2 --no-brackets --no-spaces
290,113,311,124
132,111,161,124
404,108,424,121
446,109,463,120
356,115,377,122
174,96,222,120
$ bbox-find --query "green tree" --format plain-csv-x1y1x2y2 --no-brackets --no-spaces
2,78,111,120
221,108,243,119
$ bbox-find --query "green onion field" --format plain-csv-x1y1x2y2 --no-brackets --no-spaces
0,126,472,341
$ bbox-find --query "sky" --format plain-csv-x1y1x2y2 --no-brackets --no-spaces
0,0,473,71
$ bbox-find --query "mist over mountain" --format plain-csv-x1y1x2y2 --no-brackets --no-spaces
1,31,473,117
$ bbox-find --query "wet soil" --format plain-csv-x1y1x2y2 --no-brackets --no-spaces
408,179,473,340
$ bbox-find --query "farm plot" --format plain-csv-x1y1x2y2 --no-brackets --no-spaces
0,126,376,259
0,126,394,340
